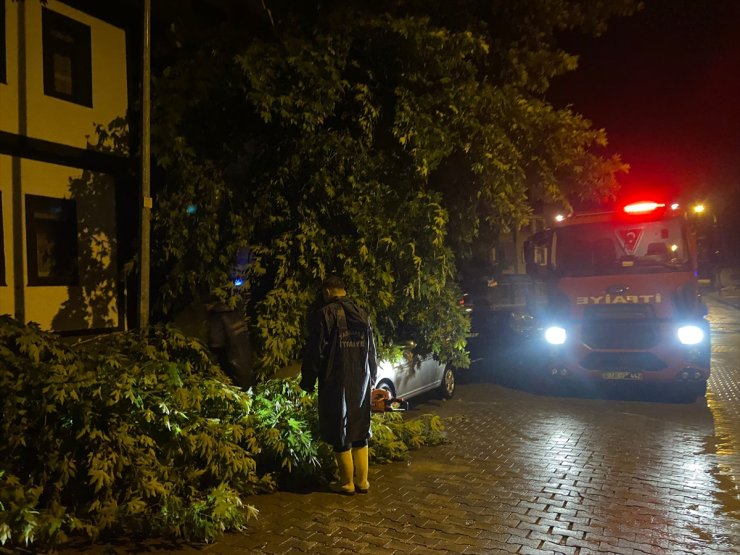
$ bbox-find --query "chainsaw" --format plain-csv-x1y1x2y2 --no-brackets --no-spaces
371,388,409,412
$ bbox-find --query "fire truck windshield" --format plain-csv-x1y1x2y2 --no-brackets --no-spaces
553,219,690,277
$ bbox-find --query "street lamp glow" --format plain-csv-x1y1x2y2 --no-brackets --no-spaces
554,214,565,222
693,204,705,214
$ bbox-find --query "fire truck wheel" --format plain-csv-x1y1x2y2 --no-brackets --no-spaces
438,367,455,399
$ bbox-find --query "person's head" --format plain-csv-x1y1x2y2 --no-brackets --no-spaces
322,275,347,302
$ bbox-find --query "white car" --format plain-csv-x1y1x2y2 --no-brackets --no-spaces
375,343,455,401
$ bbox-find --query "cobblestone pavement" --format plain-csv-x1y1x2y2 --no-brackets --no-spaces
703,293,740,515
87,297,740,555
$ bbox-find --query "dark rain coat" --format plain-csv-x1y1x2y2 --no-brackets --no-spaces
300,296,378,448
207,303,256,389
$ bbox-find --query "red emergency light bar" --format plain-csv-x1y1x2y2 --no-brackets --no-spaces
623,201,666,214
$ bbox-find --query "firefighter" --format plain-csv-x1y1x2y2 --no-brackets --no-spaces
205,295,256,389
300,276,378,495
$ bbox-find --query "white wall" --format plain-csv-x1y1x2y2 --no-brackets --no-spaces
0,0,127,332
0,0,129,145
23,159,119,330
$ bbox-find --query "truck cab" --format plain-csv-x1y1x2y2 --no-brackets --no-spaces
523,200,710,401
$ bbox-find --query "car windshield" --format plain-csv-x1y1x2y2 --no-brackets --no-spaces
553,218,690,277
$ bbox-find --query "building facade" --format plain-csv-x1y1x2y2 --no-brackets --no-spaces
488,215,547,276
0,0,133,333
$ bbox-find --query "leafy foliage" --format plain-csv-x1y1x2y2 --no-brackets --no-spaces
0,318,446,548
147,0,636,377
0,316,268,547
250,378,330,483
370,412,447,465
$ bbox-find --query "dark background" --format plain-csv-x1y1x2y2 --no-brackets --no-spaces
548,0,740,206
548,0,740,262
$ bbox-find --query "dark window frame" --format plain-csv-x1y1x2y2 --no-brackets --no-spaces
42,7,92,107
25,194,79,286
0,0,6,84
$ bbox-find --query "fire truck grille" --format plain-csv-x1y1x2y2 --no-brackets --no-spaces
580,352,667,372
583,304,655,320
581,322,659,349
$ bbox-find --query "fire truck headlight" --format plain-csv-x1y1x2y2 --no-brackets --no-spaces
544,326,567,345
677,325,704,345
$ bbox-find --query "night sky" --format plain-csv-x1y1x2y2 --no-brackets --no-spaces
548,0,740,208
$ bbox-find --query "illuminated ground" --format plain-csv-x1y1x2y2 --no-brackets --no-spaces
73,296,740,554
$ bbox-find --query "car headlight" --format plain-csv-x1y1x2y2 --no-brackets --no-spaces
677,325,704,345
544,326,567,345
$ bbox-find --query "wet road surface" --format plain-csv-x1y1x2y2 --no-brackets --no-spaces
80,295,740,554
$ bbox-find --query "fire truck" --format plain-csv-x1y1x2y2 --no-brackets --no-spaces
523,200,710,401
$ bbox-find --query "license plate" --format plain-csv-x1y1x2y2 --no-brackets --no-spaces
602,371,643,381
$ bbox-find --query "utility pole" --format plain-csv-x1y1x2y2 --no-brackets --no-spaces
138,0,152,328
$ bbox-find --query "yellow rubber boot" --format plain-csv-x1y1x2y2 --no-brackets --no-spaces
352,446,370,493
330,450,355,495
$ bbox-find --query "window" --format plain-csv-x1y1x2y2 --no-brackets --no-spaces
42,8,92,106
0,191,5,285
553,221,689,278
1,0,6,84
25,195,79,286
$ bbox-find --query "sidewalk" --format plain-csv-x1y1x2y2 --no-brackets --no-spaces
704,289,740,310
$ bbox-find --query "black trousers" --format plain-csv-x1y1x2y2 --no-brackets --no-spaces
334,438,368,453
